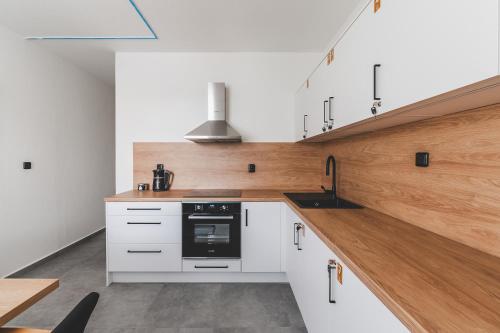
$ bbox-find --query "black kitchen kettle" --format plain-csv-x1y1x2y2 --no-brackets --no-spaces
152,164,174,191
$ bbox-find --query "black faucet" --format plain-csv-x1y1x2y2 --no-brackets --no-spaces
325,155,337,200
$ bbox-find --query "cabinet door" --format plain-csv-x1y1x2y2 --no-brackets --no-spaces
376,0,499,113
308,59,331,137
285,207,308,311
298,224,336,333
334,0,379,128
322,54,338,131
241,202,282,272
294,83,308,141
334,259,408,332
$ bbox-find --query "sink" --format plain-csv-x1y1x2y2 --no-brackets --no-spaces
284,192,363,209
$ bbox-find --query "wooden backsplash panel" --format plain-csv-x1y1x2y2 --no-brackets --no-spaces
322,104,500,257
134,142,322,190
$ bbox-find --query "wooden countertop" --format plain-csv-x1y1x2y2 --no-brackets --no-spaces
0,279,59,327
105,190,500,332
105,189,285,202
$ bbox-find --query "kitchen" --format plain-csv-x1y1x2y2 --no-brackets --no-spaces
1,0,500,332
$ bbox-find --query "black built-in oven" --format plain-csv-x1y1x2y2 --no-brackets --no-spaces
182,202,241,258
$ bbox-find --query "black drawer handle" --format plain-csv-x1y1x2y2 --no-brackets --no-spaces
127,250,162,254
194,265,229,269
127,208,161,211
126,222,162,225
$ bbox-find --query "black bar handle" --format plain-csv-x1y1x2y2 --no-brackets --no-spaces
293,223,299,245
127,208,161,211
373,64,381,101
296,224,303,251
303,115,308,139
323,101,328,124
127,222,161,225
322,101,328,132
245,209,249,227
328,260,337,304
328,97,334,129
194,265,229,269
127,250,162,254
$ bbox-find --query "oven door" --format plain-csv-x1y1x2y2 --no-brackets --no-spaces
182,214,241,258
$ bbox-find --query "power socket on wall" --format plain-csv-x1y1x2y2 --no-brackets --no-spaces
416,152,430,167
248,164,256,173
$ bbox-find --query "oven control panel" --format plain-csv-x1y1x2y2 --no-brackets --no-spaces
186,202,240,214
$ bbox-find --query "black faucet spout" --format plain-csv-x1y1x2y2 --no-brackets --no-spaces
325,155,337,200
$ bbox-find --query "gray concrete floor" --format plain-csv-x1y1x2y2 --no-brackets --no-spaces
9,232,306,333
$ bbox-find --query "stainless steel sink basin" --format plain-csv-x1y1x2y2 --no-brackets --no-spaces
284,192,363,209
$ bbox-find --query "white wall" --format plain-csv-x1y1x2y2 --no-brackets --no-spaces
0,26,115,277
115,52,320,192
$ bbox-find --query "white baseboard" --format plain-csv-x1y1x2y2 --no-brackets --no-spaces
108,272,288,285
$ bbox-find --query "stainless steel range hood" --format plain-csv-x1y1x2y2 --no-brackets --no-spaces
184,82,242,143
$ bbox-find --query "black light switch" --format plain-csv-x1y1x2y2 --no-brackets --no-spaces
415,152,429,167
248,164,256,173
23,162,32,170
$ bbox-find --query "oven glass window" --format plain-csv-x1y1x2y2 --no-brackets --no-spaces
194,224,230,244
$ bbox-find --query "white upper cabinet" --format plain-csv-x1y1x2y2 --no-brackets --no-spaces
294,83,309,140
295,0,500,141
333,0,379,127
375,0,499,114
241,202,282,273
308,61,332,137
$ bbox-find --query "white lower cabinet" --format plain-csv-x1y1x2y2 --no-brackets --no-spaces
241,202,282,272
285,206,408,333
106,202,183,276
107,215,181,244
108,243,181,272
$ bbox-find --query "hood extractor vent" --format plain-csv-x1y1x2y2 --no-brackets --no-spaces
184,82,242,143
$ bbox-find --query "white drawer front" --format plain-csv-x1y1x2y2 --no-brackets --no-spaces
182,259,242,272
107,215,181,244
106,202,181,216
108,244,182,272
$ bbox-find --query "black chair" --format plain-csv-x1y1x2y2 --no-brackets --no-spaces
52,292,100,333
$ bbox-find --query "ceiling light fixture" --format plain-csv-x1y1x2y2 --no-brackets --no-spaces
25,0,157,40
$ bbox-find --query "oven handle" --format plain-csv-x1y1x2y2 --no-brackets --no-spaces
188,215,234,220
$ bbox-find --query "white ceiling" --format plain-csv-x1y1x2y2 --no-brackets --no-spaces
0,0,364,85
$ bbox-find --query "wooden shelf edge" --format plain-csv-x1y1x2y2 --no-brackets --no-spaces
301,75,500,143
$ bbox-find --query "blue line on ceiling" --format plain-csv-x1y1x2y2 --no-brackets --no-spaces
25,0,157,40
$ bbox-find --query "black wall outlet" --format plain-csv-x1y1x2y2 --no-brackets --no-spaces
23,162,32,170
248,163,256,173
415,152,429,167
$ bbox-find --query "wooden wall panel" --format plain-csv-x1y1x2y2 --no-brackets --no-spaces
134,142,322,191
322,104,500,257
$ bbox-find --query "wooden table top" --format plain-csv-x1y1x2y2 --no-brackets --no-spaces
0,279,59,327
105,190,500,332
